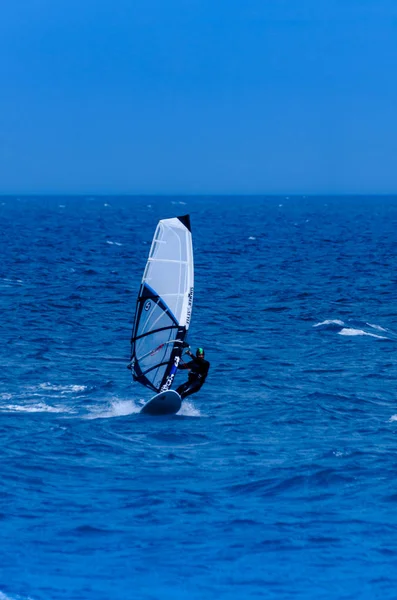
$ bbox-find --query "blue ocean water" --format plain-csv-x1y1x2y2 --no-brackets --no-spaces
1,196,397,600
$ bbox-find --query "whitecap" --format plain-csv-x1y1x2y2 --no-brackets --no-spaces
0,403,74,414
338,328,387,339
389,415,397,422
313,319,345,327
248,236,256,240
0,278,24,287
366,323,388,332
38,383,87,393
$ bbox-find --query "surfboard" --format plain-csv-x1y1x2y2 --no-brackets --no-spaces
128,215,194,413
140,390,182,415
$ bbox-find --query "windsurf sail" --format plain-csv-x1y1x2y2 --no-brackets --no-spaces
130,215,194,393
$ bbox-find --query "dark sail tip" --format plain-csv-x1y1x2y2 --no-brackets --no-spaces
177,214,191,232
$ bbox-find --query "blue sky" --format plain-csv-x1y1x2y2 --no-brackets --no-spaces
0,0,396,194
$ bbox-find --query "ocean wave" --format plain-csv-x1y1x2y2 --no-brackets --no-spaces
37,383,87,394
313,319,345,328
0,402,75,414
338,328,387,339
366,323,388,332
0,277,24,287
314,318,391,340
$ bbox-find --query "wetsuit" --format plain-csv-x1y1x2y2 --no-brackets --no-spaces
176,355,210,399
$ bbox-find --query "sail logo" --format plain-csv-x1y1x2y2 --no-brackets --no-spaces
161,356,180,391
186,287,194,326
144,301,151,311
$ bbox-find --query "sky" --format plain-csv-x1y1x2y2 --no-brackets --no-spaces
0,0,396,194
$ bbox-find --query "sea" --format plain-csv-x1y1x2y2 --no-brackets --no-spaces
1,195,397,600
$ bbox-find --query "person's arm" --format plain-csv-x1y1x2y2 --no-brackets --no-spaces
179,358,193,370
179,347,196,369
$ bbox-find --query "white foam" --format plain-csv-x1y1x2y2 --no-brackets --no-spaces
366,323,388,332
38,383,87,394
178,401,201,417
333,450,344,457
0,402,74,414
106,240,122,246
389,415,397,422
338,328,387,339
83,399,140,420
84,399,203,419
0,278,24,287
313,319,345,327
248,236,256,240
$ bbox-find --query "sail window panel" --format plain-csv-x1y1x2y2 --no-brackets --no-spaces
136,329,174,373
134,305,176,389
136,302,174,338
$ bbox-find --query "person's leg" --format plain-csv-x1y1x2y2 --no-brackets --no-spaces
178,380,202,400
176,381,191,398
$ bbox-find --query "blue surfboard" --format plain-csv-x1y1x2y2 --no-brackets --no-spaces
140,390,182,416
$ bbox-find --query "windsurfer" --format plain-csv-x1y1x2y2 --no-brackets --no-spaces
176,347,210,399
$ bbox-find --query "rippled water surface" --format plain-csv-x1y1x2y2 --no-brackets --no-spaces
1,196,397,599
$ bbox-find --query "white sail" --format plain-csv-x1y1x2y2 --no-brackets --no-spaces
130,215,194,393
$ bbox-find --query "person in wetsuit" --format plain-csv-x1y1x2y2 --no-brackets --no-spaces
176,347,210,400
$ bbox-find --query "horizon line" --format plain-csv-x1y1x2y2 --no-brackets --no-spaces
1,192,396,198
